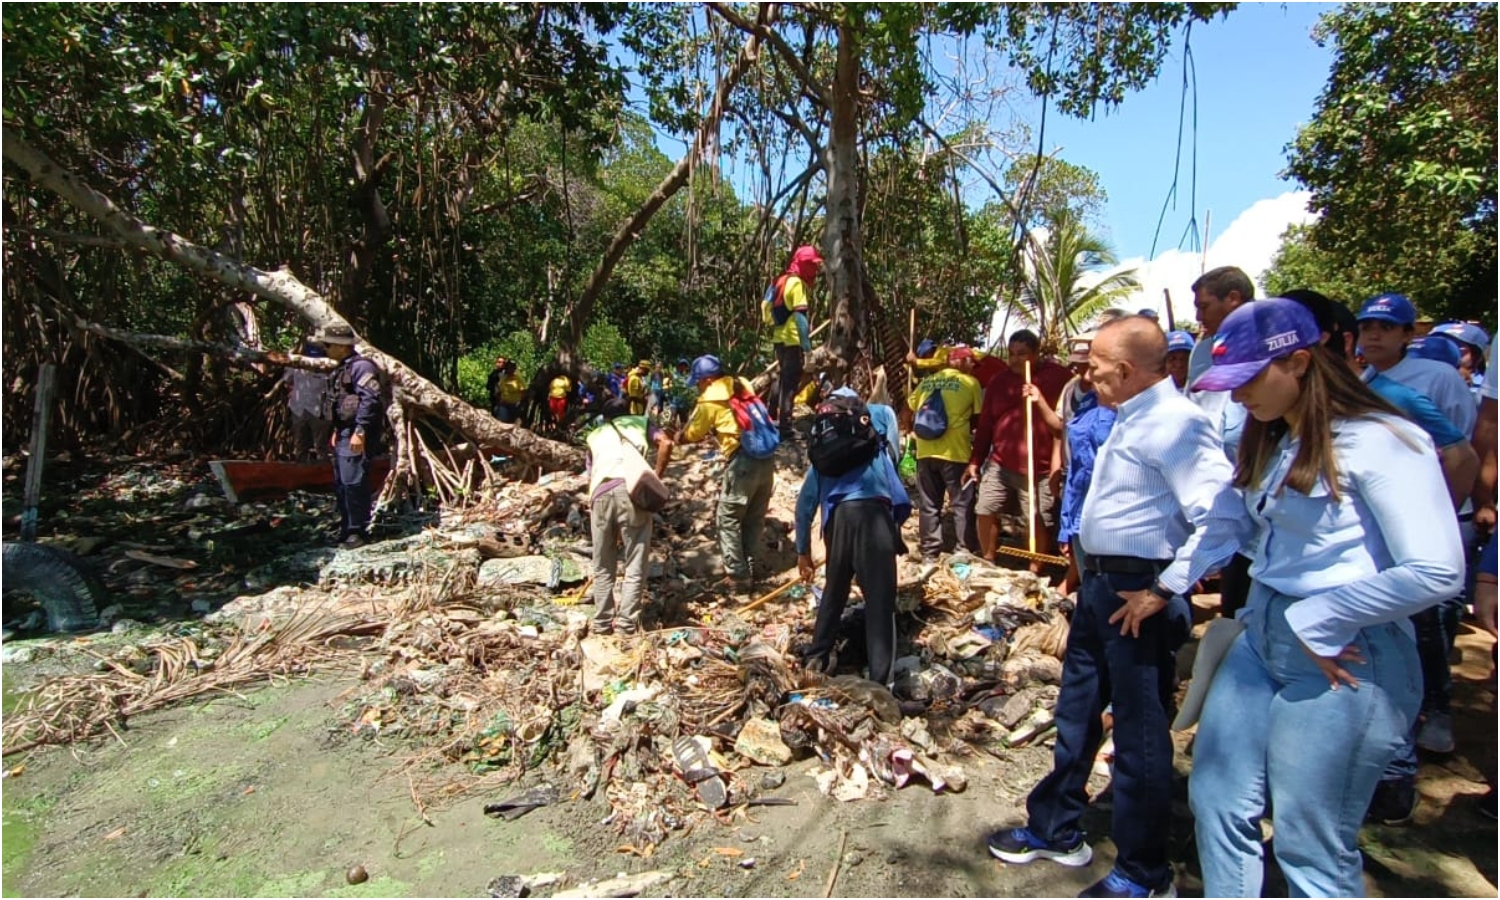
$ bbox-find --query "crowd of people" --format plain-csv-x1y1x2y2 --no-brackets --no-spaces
295,249,1495,897
578,256,1495,899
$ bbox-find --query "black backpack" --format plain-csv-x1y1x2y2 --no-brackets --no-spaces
808,395,883,477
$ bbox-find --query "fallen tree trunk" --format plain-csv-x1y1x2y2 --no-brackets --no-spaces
2,127,584,472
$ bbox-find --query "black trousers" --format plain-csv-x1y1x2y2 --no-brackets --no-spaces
806,499,900,686
775,343,803,426
1219,552,1253,617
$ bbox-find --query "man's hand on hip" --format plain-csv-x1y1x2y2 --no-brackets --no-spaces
1109,588,1166,638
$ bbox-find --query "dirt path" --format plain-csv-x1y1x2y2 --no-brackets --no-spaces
4,630,1495,898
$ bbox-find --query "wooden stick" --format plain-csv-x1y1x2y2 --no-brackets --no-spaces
737,570,815,613
1162,288,1177,333
907,308,917,395
1024,359,1036,555
824,828,848,898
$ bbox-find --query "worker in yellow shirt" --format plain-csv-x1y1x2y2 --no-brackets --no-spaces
657,355,776,594
548,373,571,426
626,359,651,416
762,245,823,430
907,346,983,562
494,360,527,424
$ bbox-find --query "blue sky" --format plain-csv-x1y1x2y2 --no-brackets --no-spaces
634,4,1340,322
1039,2,1338,261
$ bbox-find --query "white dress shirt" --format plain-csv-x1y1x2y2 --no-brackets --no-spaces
1188,338,1248,461
1079,377,1250,595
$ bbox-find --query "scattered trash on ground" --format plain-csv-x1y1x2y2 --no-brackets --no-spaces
1,446,1076,857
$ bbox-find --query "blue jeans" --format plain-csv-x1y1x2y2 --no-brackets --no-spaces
1025,567,1189,889
1190,584,1420,897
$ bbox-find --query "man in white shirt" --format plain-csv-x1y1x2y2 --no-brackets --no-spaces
986,316,1247,899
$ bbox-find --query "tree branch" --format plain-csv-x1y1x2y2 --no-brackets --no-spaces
708,2,831,109
563,2,778,355
1,126,584,472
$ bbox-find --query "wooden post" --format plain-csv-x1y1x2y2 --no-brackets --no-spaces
20,364,57,542
907,308,916,395
1163,288,1177,332
1201,209,1212,274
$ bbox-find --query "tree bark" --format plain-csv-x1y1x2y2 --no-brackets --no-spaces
339,87,393,319
2,126,584,473
559,3,777,365
822,13,869,379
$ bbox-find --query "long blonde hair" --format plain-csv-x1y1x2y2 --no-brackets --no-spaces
1234,345,1402,501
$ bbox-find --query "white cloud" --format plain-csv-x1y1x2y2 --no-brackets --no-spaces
988,191,1316,338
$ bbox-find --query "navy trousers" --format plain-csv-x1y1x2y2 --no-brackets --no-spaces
1025,567,1189,889
333,432,372,538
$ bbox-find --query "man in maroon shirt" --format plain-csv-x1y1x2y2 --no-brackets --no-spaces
965,329,1073,569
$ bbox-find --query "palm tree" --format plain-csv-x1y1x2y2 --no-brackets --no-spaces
1010,206,1140,352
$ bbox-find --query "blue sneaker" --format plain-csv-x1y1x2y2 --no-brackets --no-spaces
986,826,1092,867
1078,868,1177,898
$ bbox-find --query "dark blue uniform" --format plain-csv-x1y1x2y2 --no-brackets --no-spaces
331,352,383,542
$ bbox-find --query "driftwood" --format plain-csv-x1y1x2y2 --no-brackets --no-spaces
1,127,584,473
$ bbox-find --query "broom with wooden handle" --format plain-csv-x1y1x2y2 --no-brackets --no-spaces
992,358,1068,567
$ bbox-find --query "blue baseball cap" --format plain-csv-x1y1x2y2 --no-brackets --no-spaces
1166,330,1196,353
1431,322,1490,351
1192,297,1321,392
1407,336,1461,368
1356,293,1416,326
916,338,937,358
1137,308,1160,321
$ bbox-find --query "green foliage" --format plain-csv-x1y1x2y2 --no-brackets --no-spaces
578,322,633,375
1284,3,1497,323
934,4,1238,117
1005,156,1108,228
1261,224,1381,312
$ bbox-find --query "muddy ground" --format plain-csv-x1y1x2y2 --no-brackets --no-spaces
3,623,1494,898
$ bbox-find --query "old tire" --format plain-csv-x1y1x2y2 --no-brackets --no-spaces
2,542,104,633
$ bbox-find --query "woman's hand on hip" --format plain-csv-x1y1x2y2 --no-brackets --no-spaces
1300,640,1365,691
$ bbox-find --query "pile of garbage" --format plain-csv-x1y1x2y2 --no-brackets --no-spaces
3,444,1077,855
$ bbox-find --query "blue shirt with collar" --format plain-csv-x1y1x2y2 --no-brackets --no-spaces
1079,376,1250,595
1057,403,1116,547
1366,355,1476,438
1366,372,1465,449
1233,414,1463,656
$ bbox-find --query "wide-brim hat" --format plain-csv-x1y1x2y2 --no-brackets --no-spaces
318,324,357,345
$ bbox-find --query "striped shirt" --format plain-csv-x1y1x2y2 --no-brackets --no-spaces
1079,376,1249,595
